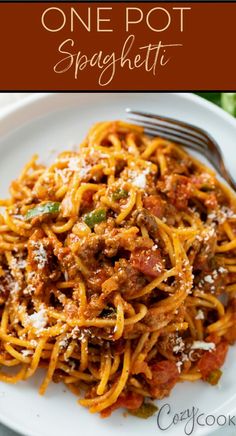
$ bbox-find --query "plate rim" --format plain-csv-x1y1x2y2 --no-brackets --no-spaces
0,92,236,129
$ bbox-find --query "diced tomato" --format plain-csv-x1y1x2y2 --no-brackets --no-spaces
149,360,179,399
101,392,143,418
82,190,94,209
197,340,228,379
143,195,164,218
130,248,164,278
205,333,221,345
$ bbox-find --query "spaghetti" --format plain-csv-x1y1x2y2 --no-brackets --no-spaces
0,120,236,417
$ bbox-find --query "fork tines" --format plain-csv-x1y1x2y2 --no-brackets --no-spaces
125,108,236,192
126,108,212,153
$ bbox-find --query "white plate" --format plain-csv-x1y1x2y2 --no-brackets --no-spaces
0,93,236,436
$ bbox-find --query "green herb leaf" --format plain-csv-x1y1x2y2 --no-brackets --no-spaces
129,402,158,419
84,209,107,228
25,202,60,221
112,188,129,201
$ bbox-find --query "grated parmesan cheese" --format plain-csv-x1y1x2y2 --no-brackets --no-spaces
191,341,216,351
173,336,185,354
9,281,19,296
21,349,33,357
153,263,163,273
208,206,236,224
218,266,227,274
204,275,214,284
64,271,69,282
30,340,37,347
23,284,35,296
26,306,48,331
67,156,80,171
59,338,68,349
71,326,80,339
10,257,27,270
31,241,47,270
132,173,147,189
176,361,183,373
195,310,204,320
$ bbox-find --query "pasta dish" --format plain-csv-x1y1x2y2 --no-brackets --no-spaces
0,121,236,418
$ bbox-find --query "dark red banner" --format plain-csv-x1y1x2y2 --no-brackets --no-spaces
0,2,235,90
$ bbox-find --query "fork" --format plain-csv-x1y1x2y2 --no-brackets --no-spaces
126,109,236,191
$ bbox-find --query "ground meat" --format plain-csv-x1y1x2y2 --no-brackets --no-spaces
115,259,147,297
134,208,158,239
82,235,104,257
164,203,178,226
86,267,109,292
103,227,140,256
143,310,174,331
164,154,193,176
54,246,78,280
193,233,217,271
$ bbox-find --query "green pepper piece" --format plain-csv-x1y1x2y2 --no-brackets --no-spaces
129,402,158,419
206,369,222,386
84,209,106,228
112,188,129,201
25,202,60,221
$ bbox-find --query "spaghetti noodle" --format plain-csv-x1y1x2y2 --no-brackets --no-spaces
0,120,236,417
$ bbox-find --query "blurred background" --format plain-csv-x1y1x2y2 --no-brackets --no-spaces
196,93,236,117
